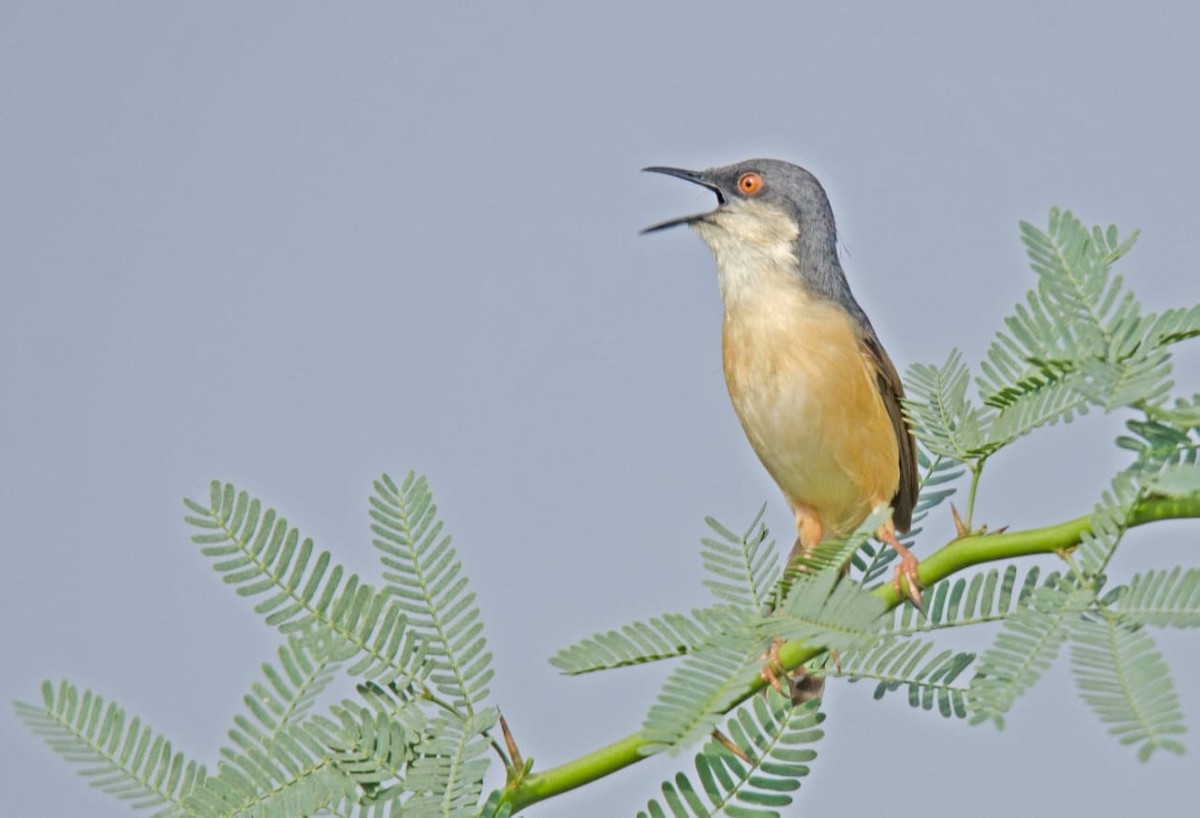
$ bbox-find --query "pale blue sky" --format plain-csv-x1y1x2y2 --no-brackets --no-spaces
3,2,1199,816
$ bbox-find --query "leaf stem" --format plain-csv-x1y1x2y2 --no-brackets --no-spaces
500,494,1200,812
418,685,513,770
964,459,986,531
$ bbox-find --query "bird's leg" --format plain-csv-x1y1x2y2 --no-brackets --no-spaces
758,503,825,695
877,520,924,609
783,503,823,581
760,505,824,696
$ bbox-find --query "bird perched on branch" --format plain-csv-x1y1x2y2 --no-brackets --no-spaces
643,158,922,606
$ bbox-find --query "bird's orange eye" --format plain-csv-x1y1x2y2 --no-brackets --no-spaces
737,171,764,196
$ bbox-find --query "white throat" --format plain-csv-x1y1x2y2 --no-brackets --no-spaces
690,199,802,306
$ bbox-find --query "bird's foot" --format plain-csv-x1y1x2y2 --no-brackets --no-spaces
759,640,825,704
878,525,924,610
759,639,788,694
893,552,923,611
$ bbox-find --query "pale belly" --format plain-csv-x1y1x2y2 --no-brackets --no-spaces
722,296,899,539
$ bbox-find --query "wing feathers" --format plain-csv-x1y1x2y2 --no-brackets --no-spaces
860,333,919,532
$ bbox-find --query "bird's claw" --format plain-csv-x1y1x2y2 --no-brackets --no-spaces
759,640,787,694
891,550,924,611
878,524,924,610
759,640,822,704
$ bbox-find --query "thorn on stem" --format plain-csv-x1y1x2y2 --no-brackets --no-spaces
500,714,523,775
951,502,969,538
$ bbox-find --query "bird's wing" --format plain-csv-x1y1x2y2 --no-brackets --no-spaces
860,333,919,532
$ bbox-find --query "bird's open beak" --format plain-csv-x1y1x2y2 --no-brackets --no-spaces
640,166,723,234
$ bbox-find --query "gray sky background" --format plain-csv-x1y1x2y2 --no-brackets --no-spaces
3,2,1199,816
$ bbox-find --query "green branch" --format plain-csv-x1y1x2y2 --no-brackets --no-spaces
503,494,1200,812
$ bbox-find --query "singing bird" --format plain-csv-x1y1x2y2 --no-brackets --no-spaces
643,159,922,605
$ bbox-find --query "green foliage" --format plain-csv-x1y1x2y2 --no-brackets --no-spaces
892,209,1200,755
404,710,498,818
19,473,507,818
1069,616,1186,760
548,604,748,674
476,790,514,818
854,449,965,586
638,692,823,818
1154,462,1200,497
1119,416,1200,470
967,579,1091,727
1115,567,1200,627
958,464,1197,757
974,209,1196,444
14,679,206,816
550,510,781,678
835,638,974,718
640,644,762,756
905,350,998,460
568,511,886,757
226,629,355,751
15,208,1200,815
886,565,1047,634
369,473,494,713
699,505,780,611
765,566,886,651
183,482,429,687
180,721,355,818
311,704,419,790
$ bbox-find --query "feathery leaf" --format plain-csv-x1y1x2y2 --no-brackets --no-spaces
1153,462,1200,498
1114,567,1200,628
836,638,974,719
700,504,780,612
369,472,493,713
904,349,997,459
549,604,750,674
184,481,429,687
14,680,205,816
641,643,761,755
309,704,419,789
404,710,497,818
225,628,355,754
766,569,886,652
182,721,353,818
638,692,823,818
1069,616,1187,760
887,565,1046,634
968,579,1093,727
1075,471,1142,576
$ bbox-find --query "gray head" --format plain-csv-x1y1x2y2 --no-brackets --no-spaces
642,158,854,307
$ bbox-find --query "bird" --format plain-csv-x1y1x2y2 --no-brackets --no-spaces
642,158,922,607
